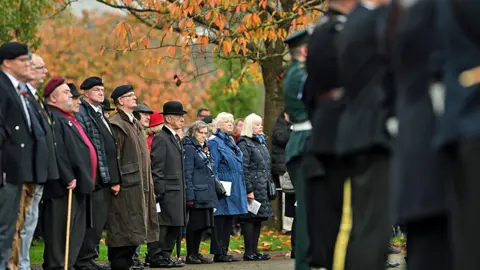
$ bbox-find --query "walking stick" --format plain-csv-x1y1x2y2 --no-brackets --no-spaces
64,189,73,270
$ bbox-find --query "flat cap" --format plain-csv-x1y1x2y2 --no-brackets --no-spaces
0,42,29,63
111,85,134,101
67,83,81,98
43,76,66,97
134,103,153,114
80,76,104,90
284,28,309,48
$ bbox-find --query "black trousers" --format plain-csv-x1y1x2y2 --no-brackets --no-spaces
0,183,22,267
76,188,111,266
406,215,453,270
186,229,205,256
242,220,262,255
291,218,296,255
304,156,346,269
108,245,137,270
42,194,87,270
450,137,480,270
210,215,233,256
147,225,181,258
345,154,391,270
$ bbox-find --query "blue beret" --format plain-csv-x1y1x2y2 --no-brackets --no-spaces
111,85,134,101
0,42,29,63
80,76,104,90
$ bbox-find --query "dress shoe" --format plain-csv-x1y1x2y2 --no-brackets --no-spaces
90,260,110,270
227,255,241,262
149,258,173,268
243,254,260,261
255,253,271,260
213,255,234,262
186,255,202,264
385,260,400,268
197,254,213,264
389,246,402,254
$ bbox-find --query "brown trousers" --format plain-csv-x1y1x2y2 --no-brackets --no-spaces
8,184,36,270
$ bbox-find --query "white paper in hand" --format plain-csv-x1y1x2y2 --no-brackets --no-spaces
220,181,232,196
156,203,161,213
248,200,261,215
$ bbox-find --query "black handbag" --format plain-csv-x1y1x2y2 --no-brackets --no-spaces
267,179,277,200
215,180,227,200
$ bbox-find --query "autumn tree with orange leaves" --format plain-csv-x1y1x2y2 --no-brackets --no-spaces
36,10,220,121
61,0,325,139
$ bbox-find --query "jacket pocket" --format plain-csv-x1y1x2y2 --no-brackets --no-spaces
120,162,141,187
193,184,213,203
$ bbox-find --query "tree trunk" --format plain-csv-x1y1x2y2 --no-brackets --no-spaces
259,53,285,232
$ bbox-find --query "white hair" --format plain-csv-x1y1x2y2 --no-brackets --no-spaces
211,112,234,134
241,113,263,138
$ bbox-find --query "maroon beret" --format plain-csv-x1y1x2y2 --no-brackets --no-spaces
43,76,66,97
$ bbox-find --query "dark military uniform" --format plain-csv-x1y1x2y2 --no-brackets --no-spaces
336,3,393,269
393,0,453,269
302,9,349,269
283,29,310,270
436,0,480,268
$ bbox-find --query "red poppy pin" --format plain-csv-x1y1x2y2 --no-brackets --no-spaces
204,147,209,152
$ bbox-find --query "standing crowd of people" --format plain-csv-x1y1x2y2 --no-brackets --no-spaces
0,42,278,270
282,0,480,270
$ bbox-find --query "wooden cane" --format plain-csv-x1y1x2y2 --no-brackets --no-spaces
64,189,73,270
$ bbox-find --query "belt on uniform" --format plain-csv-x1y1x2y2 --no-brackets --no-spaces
291,120,312,131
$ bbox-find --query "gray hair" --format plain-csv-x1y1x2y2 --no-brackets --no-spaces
211,112,234,134
187,120,208,137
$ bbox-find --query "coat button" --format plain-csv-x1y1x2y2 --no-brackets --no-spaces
15,126,19,130
21,143,25,148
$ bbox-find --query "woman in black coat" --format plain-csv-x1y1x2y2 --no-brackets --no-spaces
237,113,274,261
183,121,218,264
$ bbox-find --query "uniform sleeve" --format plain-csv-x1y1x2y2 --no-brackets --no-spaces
283,67,309,123
54,123,75,186
238,141,254,194
183,144,196,201
150,134,166,200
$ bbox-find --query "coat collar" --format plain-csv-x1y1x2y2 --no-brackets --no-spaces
162,125,182,152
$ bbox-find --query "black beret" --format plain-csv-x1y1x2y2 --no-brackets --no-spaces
0,42,29,64
111,85,134,101
67,83,81,98
80,76,104,90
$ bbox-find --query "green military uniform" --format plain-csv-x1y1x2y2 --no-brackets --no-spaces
283,29,310,270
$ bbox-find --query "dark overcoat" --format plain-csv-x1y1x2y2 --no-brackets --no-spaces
237,136,274,220
150,125,187,227
271,116,291,177
336,4,392,157
182,136,217,209
106,110,159,247
392,0,451,224
44,106,93,199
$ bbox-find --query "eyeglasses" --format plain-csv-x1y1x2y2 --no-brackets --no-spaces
32,65,47,70
120,93,136,99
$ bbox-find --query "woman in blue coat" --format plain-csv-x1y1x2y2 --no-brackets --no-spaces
208,112,248,262
183,121,217,264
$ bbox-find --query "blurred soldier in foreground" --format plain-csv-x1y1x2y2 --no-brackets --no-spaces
282,28,310,270
302,0,355,268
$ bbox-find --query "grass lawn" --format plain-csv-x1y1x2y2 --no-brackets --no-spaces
30,227,292,265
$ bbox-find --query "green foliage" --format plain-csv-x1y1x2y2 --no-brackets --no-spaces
205,59,261,119
0,0,54,49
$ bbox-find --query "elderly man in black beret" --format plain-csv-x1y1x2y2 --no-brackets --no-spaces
106,85,159,270
74,77,121,270
9,52,57,270
0,42,49,269
148,101,188,268
42,76,96,270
